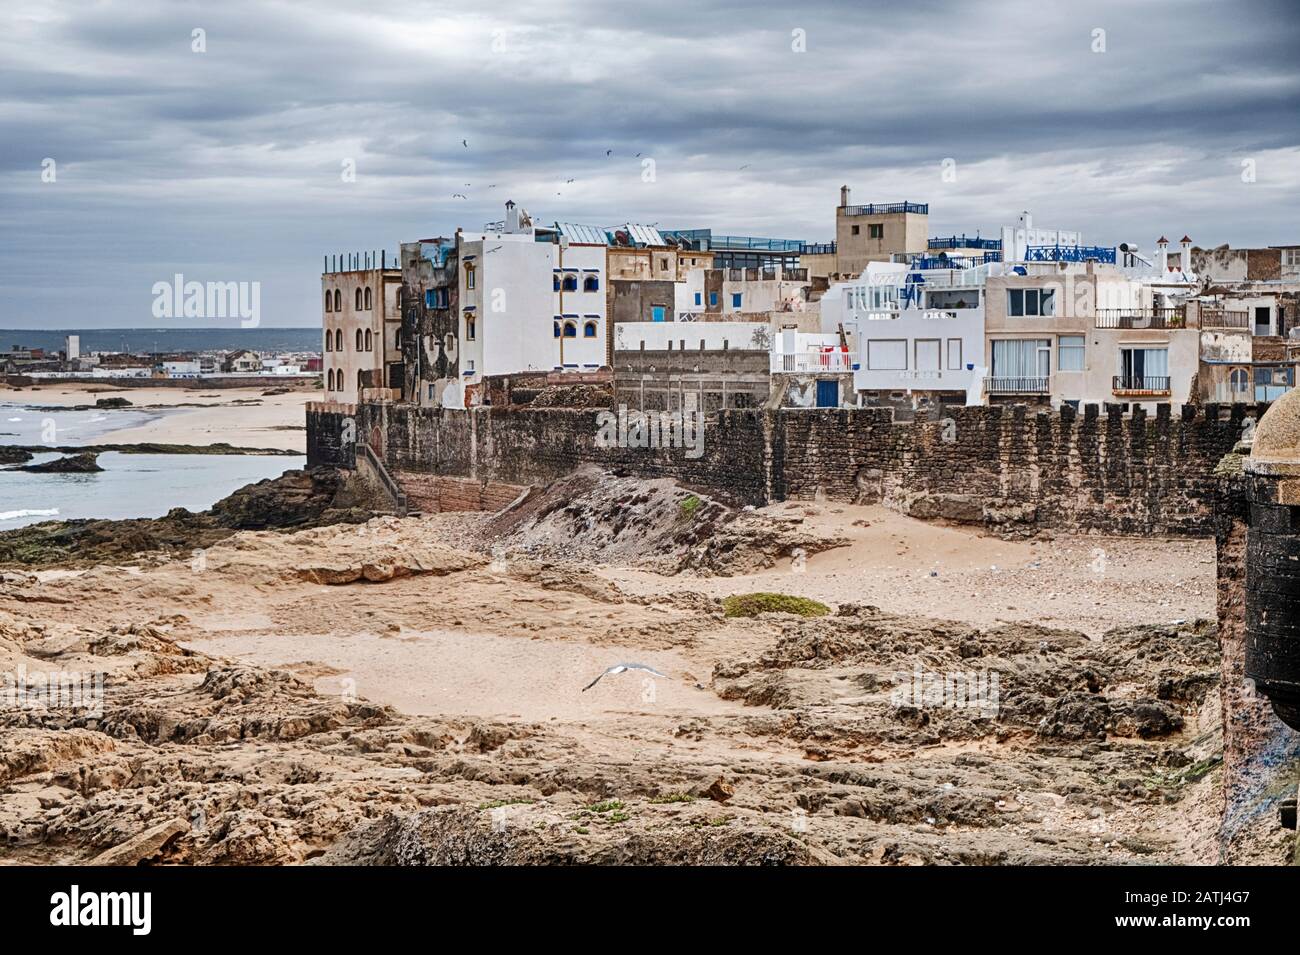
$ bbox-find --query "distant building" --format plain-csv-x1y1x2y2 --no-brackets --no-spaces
321,253,402,403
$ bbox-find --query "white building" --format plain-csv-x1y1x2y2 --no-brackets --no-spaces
821,262,987,407
455,202,608,405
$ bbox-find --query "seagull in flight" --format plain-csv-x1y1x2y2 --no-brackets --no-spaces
451,193,468,199
605,149,613,156
582,663,667,692
462,139,469,148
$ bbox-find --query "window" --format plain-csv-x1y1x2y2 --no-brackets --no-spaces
659,258,669,271
563,321,577,337
325,291,332,313
991,339,1050,379
334,290,342,312
583,275,599,292
851,225,860,236
868,224,884,239
562,274,578,292
335,329,343,351
584,321,597,338
1283,249,1300,267
946,338,963,370
364,329,372,351
364,287,373,310
466,317,476,341
915,339,941,371
694,292,702,306
553,275,561,292
357,370,364,391
356,329,363,350
709,292,718,307
1229,367,1249,394
651,305,666,322
1118,347,1168,388
1058,335,1085,371
553,321,561,338
731,293,742,308
325,331,332,352
867,339,908,370
355,288,363,311
1007,288,1056,317
465,264,476,289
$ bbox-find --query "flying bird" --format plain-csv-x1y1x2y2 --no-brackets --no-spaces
583,662,667,692
739,164,751,170
451,193,467,199
565,178,576,183
462,139,469,148
605,149,612,156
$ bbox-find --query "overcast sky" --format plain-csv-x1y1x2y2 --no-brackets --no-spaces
1,0,1298,329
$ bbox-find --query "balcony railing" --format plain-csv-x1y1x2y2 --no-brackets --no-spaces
985,376,1049,394
772,351,856,373
1113,375,1171,395
928,235,1002,251
1095,307,1186,329
842,201,928,216
1023,245,1116,264
1200,306,1251,329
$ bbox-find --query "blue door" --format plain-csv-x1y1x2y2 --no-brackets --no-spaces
816,379,838,408
651,306,666,322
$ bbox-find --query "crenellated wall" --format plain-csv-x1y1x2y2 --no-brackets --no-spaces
307,400,1254,534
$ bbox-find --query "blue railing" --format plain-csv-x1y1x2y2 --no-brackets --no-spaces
928,235,1001,251
1023,245,1116,264
323,251,400,273
662,230,834,255
909,253,1001,270
842,201,928,216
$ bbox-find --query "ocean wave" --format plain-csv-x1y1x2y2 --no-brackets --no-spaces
0,508,60,521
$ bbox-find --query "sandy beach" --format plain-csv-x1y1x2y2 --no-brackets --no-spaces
1,382,314,451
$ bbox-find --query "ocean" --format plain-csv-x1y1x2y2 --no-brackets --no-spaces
0,327,321,355
0,400,303,530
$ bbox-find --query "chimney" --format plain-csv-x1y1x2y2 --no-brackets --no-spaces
505,200,519,233
1156,236,1169,272
1180,235,1192,273
840,185,851,208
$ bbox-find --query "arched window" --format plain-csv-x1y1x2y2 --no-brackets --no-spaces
357,369,365,391
325,330,332,352
356,329,363,350
395,328,403,349
364,329,373,351
335,329,343,351
333,289,342,312
466,317,476,341
326,369,334,391
563,321,577,338
583,275,599,292
464,263,476,289
325,290,333,313
1230,367,1249,394
583,321,597,338
355,288,363,311
364,287,372,310
553,275,561,292
553,321,561,338
562,274,578,292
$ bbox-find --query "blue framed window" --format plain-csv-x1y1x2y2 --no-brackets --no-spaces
553,275,561,292
583,275,599,292
553,321,561,338
709,292,718,307
694,292,702,306
562,275,578,292
584,321,597,337
651,305,666,322
732,293,742,308
563,321,577,337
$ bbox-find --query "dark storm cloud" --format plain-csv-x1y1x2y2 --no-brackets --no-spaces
0,0,1297,327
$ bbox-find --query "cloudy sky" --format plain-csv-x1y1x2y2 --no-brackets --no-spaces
1,0,1298,329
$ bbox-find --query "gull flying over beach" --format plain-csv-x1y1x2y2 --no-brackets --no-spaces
582,663,667,692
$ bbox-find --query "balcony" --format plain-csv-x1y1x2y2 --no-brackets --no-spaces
1200,306,1250,329
1023,245,1117,265
772,351,856,373
985,376,1049,394
1095,307,1186,329
1113,375,1171,396
928,235,1002,251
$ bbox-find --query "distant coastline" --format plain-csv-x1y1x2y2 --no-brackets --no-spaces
0,327,321,354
